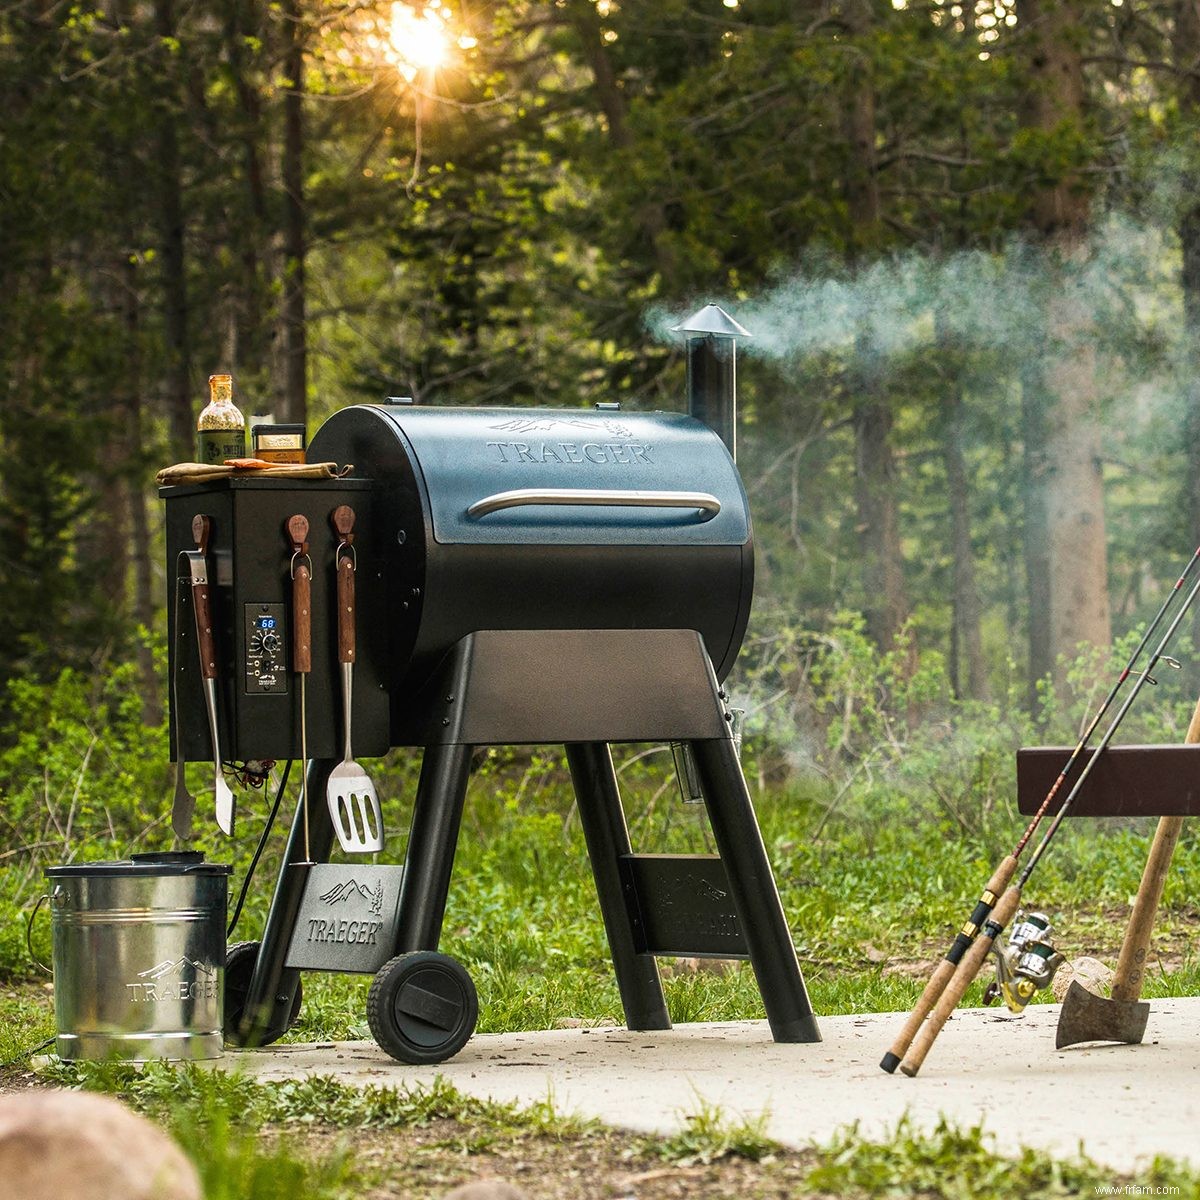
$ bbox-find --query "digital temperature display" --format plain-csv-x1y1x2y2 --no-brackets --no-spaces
245,603,287,696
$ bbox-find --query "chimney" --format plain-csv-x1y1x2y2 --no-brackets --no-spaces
673,303,751,462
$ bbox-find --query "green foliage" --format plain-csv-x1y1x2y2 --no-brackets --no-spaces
641,1095,778,1166
807,1116,1200,1200
43,1058,593,1138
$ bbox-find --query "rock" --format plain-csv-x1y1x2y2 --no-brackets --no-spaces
0,1090,200,1200
1052,955,1115,1002
444,1183,529,1200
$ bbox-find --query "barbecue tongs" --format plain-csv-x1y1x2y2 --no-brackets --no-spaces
186,515,236,835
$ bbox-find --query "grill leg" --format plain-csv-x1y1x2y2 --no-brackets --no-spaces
237,757,337,1045
689,737,821,1043
392,742,474,952
566,742,671,1031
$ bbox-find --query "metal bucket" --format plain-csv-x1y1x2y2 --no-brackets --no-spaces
45,851,231,1061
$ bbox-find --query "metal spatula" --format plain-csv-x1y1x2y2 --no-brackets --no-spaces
326,506,383,853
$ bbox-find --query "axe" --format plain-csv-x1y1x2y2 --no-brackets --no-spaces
1055,696,1199,1049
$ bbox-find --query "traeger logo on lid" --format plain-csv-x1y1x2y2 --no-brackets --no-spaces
305,877,386,948
486,416,652,467
125,956,218,1004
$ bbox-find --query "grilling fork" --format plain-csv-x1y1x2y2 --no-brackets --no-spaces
287,515,314,863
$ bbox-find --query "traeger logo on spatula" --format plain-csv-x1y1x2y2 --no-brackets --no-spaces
305,877,386,947
126,956,218,1003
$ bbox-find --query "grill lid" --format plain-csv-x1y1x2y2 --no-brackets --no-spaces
374,406,751,547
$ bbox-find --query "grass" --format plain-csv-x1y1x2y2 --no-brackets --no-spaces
17,1059,1200,1198
5,744,1200,1194
808,1117,1200,1199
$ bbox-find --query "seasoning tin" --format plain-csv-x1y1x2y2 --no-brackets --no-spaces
252,423,307,464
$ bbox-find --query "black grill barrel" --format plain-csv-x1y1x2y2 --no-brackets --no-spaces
674,304,751,463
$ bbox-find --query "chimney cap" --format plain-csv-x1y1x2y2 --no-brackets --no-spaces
673,303,752,339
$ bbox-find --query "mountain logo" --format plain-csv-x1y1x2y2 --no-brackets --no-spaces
319,879,385,916
137,956,215,980
489,417,635,440
318,879,373,905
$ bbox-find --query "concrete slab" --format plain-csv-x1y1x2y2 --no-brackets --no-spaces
220,999,1200,1172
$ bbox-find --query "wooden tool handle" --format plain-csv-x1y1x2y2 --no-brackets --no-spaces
292,562,311,674
882,854,1018,1069
287,514,312,675
191,578,218,680
337,555,355,665
287,514,310,549
1109,695,1198,1002
331,504,355,541
901,884,1023,1076
1112,816,1183,1002
192,513,211,553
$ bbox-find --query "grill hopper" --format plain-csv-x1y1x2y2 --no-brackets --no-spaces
309,404,754,743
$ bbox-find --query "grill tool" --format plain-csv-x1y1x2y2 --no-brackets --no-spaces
288,515,314,863
170,555,197,840
326,505,384,853
187,515,235,835
1056,695,1200,1048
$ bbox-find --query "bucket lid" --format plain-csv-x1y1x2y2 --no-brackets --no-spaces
46,851,232,878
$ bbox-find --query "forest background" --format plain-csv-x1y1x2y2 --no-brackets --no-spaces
7,0,1200,822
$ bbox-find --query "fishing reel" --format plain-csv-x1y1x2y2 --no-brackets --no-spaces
983,912,1065,1013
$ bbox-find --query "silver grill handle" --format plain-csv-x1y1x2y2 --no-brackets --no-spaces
467,488,722,520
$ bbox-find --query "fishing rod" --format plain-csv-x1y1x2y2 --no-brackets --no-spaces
898,563,1200,1076
880,543,1200,1075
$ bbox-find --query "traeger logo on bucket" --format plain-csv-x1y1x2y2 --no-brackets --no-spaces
126,957,218,1003
285,863,405,974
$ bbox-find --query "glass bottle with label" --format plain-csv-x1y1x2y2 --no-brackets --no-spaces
196,373,246,464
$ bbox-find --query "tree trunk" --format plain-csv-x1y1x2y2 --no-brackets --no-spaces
224,0,271,389
565,0,675,283
843,3,908,651
941,365,989,701
152,0,193,461
279,0,307,426
1175,1,1200,665
1021,370,1054,708
1018,0,1110,696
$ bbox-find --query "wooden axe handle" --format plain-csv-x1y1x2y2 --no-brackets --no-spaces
1109,695,1199,1003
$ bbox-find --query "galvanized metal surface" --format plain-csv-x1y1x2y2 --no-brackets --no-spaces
47,861,228,1061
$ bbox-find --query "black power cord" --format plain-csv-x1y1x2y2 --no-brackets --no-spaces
227,759,292,938
0,1036,54,1071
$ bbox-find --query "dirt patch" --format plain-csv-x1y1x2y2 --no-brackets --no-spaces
292,1123,820,1200
0,1075,820,1200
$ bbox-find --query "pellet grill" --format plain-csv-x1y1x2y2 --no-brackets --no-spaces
161,305,821,1063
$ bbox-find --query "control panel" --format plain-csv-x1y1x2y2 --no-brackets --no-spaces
244,603,288,695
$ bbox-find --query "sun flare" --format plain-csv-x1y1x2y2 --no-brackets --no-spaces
387,3,449,80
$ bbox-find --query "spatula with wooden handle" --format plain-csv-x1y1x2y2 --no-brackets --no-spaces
326,505,383,853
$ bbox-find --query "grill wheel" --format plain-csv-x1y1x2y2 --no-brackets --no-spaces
223,940,303,1047
367,950,478,1064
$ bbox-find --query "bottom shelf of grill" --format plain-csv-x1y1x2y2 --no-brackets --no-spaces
618,854,750,958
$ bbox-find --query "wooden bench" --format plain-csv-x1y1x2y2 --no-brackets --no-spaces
1016,745,1200,817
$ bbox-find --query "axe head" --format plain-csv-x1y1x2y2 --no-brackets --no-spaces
1056,979,1150,1049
